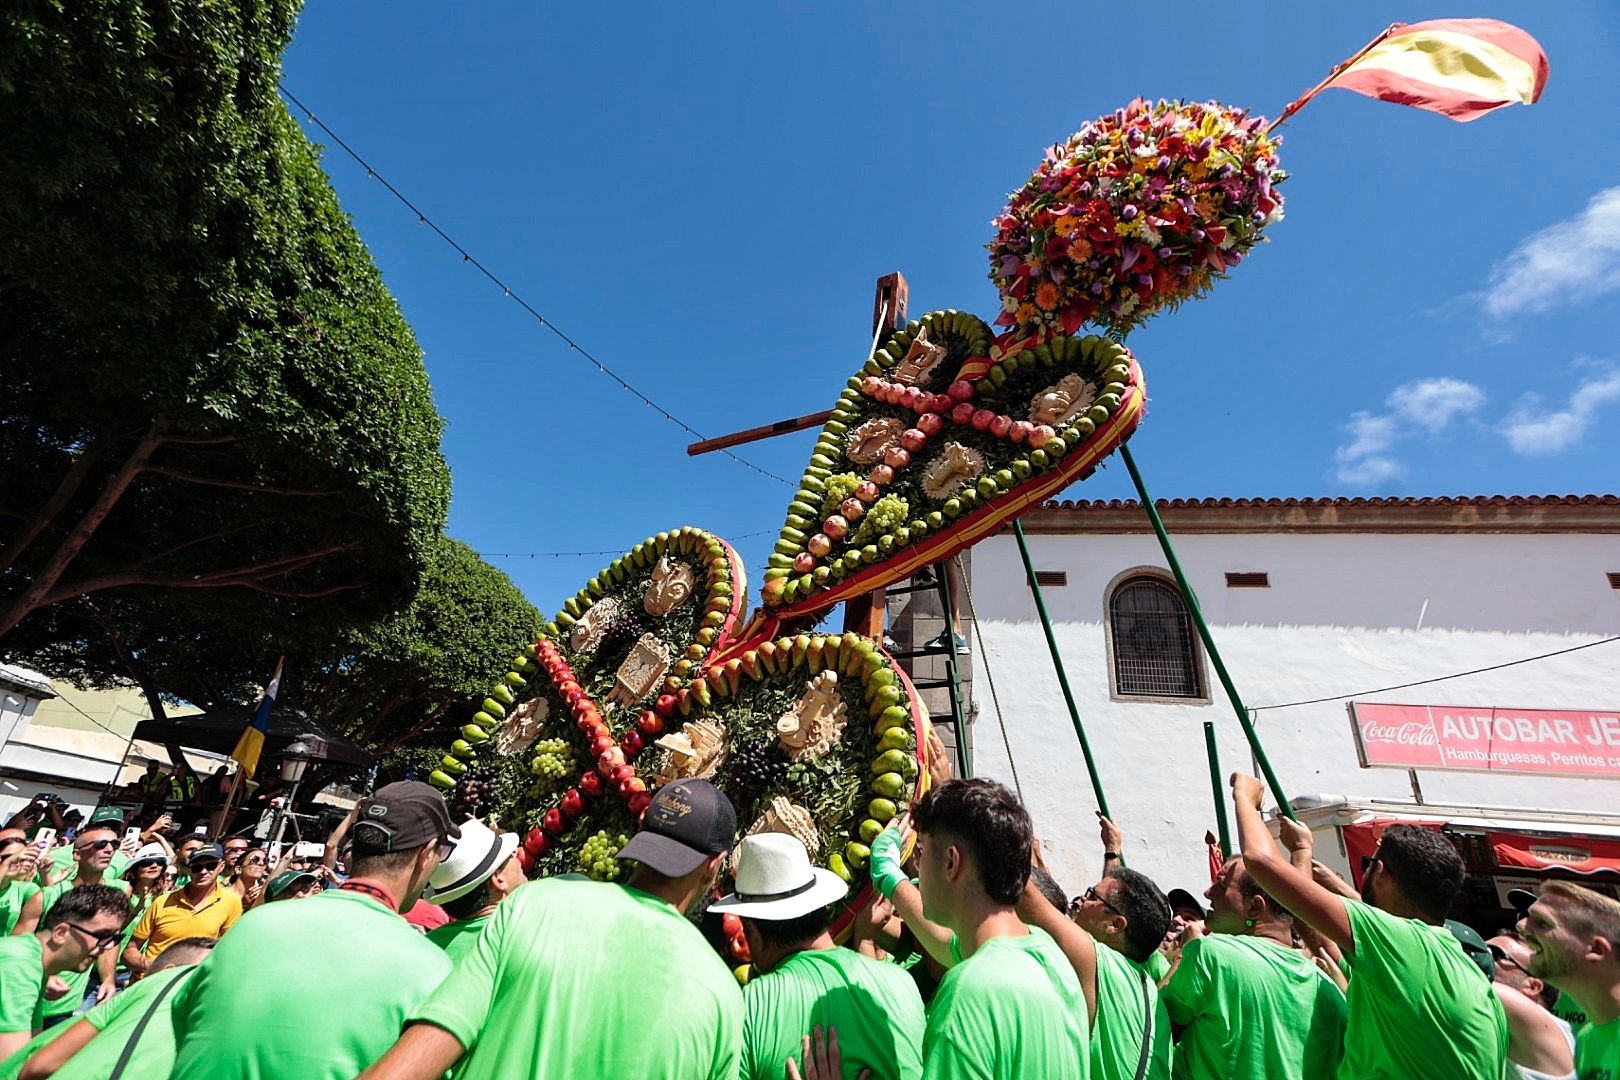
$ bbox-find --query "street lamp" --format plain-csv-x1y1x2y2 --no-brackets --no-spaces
269,736,315,858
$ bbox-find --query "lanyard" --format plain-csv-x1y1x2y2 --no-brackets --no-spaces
337,880,399,913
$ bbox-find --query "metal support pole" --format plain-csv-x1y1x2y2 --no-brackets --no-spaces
1118,444,1295,819
935,561,973,779
1011,520,1112,821
267,776,302,863
1204,722,1231,858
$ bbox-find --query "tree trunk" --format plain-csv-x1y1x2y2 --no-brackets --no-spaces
93,606,169,723
0,420,170,639
0,428,114,573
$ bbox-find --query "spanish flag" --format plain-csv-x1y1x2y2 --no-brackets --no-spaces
1324,19,1549,122
231,657,283,778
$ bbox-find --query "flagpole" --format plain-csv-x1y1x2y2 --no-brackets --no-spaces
1269,23,1403,132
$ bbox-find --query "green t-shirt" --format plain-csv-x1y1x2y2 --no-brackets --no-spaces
424,913,490,964
1575,1017,1619,1080
0,882,39,936
51,964,196,1080
922,928,1090,1080
0,935,45,1036
1338,898,1506,1079
1143,950,1171,985
1091,943,1171,1080
411,877,743,1080
742,946,926,1080
169,889,451,1079
1162,933,1346,1080
1557,996,1591,1030
37,880,128,1022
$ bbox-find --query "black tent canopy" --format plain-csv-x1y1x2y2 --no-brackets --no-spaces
132,706,376,769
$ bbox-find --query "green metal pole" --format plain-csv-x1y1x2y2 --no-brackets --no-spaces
935,559,973,779
1118,444,1296,820
1204,721,1231,858
1011,519,1112,821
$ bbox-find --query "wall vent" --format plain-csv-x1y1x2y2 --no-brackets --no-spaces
1607,571,1620,590
1034,570,1068,587
1224,572,1270,588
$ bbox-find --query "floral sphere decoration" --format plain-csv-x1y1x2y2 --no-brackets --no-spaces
988,98,1286,337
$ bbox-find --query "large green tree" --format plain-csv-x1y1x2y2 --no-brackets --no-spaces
7,537,542,751
0,0,450,641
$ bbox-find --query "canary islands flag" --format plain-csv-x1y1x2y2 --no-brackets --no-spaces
1327,19,1549,122
231,657,283,778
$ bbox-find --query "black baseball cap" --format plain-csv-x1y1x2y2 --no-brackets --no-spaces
1167,888,1207,918
618,779,736,877
352,782,461,853
187,843,225,866
1506,888,1539,913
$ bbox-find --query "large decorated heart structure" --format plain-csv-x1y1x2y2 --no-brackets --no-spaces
430,526,931,932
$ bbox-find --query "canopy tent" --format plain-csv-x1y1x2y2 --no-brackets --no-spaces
132,706,376,770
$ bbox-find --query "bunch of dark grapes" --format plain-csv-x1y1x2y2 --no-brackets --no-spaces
453,764,500,818
727,739,787,801
596,609,645,655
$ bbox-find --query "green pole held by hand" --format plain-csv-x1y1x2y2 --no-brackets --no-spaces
1118,443,1296,820
1205,721,1231,858
1011,518,1112,822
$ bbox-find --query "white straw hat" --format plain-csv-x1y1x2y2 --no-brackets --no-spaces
710,833,848,920
424,818,518,905
128,843,169,868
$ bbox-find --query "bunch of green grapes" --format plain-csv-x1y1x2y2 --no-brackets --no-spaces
528,739,574,798
819,473,862,519
577,830,632,882
851,494,910,548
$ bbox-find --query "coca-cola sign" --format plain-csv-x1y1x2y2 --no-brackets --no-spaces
1349,703,1620,780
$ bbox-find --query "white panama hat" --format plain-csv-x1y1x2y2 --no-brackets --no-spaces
423,818,518,905
710,833,848,920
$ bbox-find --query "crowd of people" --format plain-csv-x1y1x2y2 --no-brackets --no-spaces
0,767,1617,1079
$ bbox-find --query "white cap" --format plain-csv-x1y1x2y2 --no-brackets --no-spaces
423,819,518,905
129,843,169,867
710,833,848,920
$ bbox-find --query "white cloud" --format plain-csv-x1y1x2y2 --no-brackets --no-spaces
1503,369,1620,456
1333,378,1485,487
1390,378,1486,432
1484,187,1620,318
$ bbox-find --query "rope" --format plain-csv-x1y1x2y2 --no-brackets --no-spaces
953,553,1023,801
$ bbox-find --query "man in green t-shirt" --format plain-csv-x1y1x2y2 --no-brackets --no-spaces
1519,880,1620,1080
0,839,44,937
1231,773,1507,1079
1161,855,1346,1080
421,818,521,963
168,781,460,1079
361,778,744,1080
899,778,1089,1080
11,936,214,1080
37,832,131,1024
0,886,130,1060
715,832,925,1080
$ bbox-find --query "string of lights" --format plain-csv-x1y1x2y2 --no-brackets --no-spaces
278,85,791,488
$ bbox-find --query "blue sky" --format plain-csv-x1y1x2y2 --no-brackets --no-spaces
282,2,1620,607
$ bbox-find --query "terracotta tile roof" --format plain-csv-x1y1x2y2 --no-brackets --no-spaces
1041,494,1620,511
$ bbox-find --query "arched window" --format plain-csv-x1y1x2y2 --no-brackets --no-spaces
1106,573,1205,700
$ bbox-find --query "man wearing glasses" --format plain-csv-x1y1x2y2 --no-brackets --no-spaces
0,884,131,1057
35,829,133,1025
122,844,242,977
220,838,250,879
169,781,458,1079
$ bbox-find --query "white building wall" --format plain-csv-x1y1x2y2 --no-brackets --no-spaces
967,529,1620,899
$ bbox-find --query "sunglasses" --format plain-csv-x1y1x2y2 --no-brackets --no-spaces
435,838,456,862
243,856,266,866
79,839,117,852
1488,944,1529,976
65,922,121,952
190,859,221,873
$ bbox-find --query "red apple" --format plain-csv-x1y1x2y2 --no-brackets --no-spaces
654,693,678,718
590,733,614,757
598,746,626,772
637,710,664,736
561,788,584,817
621,729,645,757
609,764,636,786
628,790,654,816
620,776,648,797
542,808,566,837
524,827,547,854
948,379,975,402
580,771,604,797
516,848,537,874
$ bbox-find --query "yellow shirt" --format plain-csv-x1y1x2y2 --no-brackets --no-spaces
131,884,243,960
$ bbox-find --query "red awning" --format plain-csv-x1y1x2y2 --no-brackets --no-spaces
1340,819,1446,888
1490,831,1620,876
